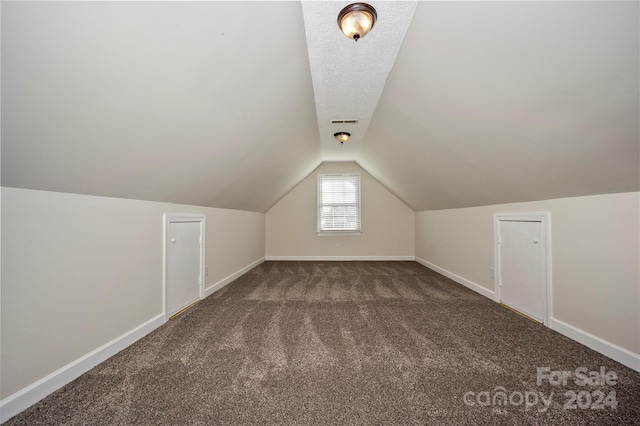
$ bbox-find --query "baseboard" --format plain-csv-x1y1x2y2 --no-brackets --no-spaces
550,317,640,372
412,258,640,372
415,257,495,301
0,314,164,424
1,258,266,423
264,256,416,261
204,257,265,297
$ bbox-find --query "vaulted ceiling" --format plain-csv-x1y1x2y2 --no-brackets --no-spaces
2,1,638,213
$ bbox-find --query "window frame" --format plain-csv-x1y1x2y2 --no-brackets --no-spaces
316,173,362,236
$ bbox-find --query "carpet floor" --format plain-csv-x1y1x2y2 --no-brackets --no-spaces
5,261,640,425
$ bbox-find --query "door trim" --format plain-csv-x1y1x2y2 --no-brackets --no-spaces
163,214,206,322
493,212,552,326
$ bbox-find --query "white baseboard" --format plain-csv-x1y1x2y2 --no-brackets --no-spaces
550,317,640,372
264,256,416,261
1,257,266,423
413,258,640,373
415,257,495,301
0,314,164,424
204,257,265,297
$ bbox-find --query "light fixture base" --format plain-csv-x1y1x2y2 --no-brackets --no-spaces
334,132,351,144
337,3,377,42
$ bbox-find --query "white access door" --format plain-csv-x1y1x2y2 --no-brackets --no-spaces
498,219,547,323
166,220,202,318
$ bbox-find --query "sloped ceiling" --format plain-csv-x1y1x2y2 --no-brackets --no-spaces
359,1,639,211
1,1,322,213
2,1,638,213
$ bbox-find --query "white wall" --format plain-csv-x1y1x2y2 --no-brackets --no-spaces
4,184,637,415
1,187,265,400
266,162,415,259
415,192,640,365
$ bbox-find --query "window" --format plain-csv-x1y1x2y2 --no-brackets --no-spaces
317,173,361,234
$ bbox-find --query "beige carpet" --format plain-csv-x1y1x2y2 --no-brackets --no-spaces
5,261,640,425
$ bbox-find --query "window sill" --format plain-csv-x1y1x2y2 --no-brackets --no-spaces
317,231,362,237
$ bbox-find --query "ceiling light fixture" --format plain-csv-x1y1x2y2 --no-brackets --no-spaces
337,3,377,42
334,132,351,144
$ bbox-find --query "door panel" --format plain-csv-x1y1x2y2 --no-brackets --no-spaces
499,220,545,322
167,221,201,317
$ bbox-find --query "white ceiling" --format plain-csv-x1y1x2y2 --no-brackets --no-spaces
2,1,638,213
2,1,322,212
359,1,640,210
302,1,416,161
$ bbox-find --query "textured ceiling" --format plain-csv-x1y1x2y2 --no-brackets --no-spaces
2,1,638,213
301,1,416,161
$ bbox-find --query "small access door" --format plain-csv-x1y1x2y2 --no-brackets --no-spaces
164,215,205,320
495,214,550,324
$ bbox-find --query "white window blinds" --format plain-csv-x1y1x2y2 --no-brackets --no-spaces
317,173,361,233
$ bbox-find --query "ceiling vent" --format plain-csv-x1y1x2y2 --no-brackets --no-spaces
330,119,359,124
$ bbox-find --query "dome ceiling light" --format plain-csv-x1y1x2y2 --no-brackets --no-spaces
334,132,351,144
337,3,377,42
